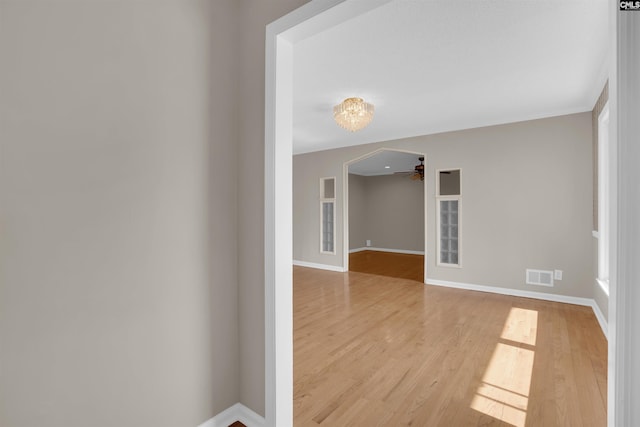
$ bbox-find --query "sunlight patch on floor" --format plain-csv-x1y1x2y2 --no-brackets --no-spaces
501,307,538,346
471,391,527,427
471,307,538,427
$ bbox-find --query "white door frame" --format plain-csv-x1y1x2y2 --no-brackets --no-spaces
342,148,427,282
611,10,640,427
265,3,393,425
265,2,634,426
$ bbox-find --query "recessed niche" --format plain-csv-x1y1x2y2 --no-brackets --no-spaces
322,177,335,199
438,169,460,196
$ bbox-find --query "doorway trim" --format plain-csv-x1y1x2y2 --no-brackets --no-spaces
342,148,427,282
265,2,393,426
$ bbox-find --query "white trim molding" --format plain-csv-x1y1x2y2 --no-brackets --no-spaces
426,278,608,338
349,247,425,255
591,299,608,340
198,403,265,427
426,278,594,306
597,102,611,287
596,278,610,297
435,173,462,268
613,10,640,427
293,259,346,272
266,3,394,424
319,176,337,255
348,247,368,253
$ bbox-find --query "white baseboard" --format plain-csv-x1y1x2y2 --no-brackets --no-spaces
349,247,368,253
426,278,608,339
293,259,346,272
349,247,425,255
591,299,608,339
198,403,265,427
425,278,594,306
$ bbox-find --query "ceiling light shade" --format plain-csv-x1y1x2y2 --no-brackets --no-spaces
333,97,374,132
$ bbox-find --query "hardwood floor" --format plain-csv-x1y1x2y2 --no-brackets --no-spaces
349,250,424,282
293,266,607,426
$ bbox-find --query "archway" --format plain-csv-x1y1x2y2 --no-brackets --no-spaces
342,148,427,282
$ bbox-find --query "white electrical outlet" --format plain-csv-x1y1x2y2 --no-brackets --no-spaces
366,240,371,247
554,270,563,280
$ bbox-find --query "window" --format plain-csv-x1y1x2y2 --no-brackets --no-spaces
320,177,336,254
437,169,461,267
597,103,610,295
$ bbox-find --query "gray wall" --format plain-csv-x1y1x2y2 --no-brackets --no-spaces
0,1,239,426
293,113,594,299
348,174,368,250
348,174,424,252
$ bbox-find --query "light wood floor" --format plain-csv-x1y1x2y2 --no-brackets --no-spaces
293,266,607,426
349,250,424,282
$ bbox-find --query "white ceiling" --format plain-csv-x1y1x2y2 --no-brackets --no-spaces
349,150,422,176
292,0,609,155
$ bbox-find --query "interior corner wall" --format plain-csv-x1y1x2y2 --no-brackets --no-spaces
349,174,424,252
293,113,594,299
237,0,308,418
0,1,240,426
348,174,368,250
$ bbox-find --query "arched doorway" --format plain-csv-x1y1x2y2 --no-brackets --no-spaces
343,148,427,283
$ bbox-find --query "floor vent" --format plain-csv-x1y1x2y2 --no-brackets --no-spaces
526,269,554,287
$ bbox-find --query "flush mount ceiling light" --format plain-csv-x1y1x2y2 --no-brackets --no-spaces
333,97,374,132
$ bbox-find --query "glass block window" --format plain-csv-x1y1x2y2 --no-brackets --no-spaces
436,169,461,266
321,201,334,253
439,200,459,265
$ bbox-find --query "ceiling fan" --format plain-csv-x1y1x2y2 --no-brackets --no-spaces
395,156,424,181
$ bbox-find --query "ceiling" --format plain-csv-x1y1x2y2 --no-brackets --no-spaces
349,150,423,176
292,0,609,155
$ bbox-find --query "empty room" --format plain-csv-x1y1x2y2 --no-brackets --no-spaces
290,1,611,425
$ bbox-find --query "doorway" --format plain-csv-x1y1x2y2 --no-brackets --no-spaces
264,1,621,426
343,148,426,283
